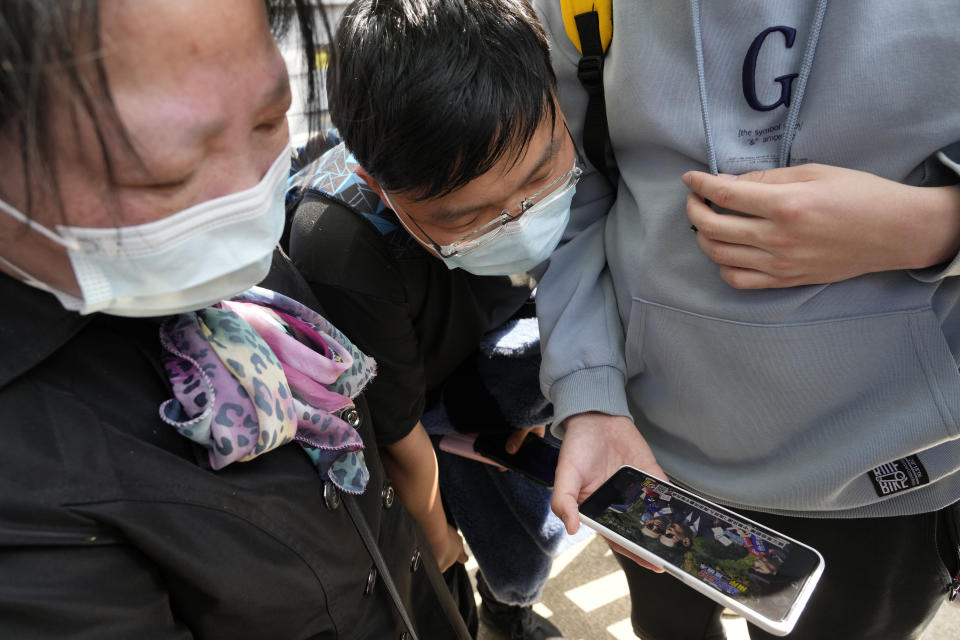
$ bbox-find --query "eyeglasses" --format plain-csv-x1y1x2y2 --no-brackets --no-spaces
388,158,582,259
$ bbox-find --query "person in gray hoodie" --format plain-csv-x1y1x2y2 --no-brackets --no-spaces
533,1,960,638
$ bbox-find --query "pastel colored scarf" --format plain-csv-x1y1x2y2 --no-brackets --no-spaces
159,287,376,494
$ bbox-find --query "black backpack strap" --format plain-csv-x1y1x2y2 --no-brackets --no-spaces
343,495,423,640
573,10,617,185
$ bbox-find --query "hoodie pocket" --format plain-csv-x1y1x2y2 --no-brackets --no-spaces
623,299,960,462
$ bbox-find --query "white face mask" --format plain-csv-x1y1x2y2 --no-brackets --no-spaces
0,143,290,317
384,162,580,277
439,180,576,276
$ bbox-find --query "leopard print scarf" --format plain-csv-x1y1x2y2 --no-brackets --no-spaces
159,287,376,494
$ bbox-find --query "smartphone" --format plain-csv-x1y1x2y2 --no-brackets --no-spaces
578,466,824,636
437,433,503,467
472,432,560,488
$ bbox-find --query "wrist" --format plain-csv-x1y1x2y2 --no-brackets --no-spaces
549,367,631,436
901,185,960,270
564,411,633,432
424,517,452,550
426,523,458,563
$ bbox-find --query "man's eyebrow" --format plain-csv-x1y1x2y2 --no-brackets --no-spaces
427,131,560,224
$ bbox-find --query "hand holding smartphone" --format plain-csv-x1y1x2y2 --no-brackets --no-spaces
473,431,559,487
578,466,824,636
437,431,560,488
437,433,504,468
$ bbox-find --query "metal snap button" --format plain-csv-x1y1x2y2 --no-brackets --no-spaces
409,549,422,573
343,408,361,427
363,567,377,596
322,481,340,510
381,483,395,509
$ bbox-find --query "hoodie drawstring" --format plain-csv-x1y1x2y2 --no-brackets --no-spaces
691,0,830,173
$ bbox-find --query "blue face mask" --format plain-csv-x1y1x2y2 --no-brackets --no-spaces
384,162,581,276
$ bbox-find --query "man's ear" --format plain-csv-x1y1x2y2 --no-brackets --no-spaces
356,167,386,201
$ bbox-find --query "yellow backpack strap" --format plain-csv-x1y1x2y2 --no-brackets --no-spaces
560,0,612,54
559,0,616,184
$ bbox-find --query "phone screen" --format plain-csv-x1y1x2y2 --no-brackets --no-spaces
473,433,560,487
579,467,823,627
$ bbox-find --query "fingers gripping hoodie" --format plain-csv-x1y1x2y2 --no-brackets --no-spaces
535,0,960,518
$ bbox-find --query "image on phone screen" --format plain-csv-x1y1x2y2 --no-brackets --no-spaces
579,466,824,635
473,433,560,488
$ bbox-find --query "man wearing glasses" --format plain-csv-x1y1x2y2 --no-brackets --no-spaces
286,2,577,638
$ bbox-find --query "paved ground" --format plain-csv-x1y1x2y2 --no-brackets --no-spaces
468,533,960,640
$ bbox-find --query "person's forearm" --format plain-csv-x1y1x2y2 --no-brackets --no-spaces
538,214,630,433
380,422,449,550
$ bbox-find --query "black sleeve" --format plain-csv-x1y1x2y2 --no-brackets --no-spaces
289,195,426,445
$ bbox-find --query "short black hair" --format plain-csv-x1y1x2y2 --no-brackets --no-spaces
0,0,325,218
328,0,556,200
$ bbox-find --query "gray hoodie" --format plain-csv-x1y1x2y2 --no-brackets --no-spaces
535,0,960,518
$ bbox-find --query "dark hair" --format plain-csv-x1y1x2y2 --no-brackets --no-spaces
0,0,326,218
328,0,556,200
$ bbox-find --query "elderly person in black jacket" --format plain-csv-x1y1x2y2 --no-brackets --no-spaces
0,1,470,638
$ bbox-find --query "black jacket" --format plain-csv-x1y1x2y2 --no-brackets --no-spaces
0,258,470,639
288,191,537,445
